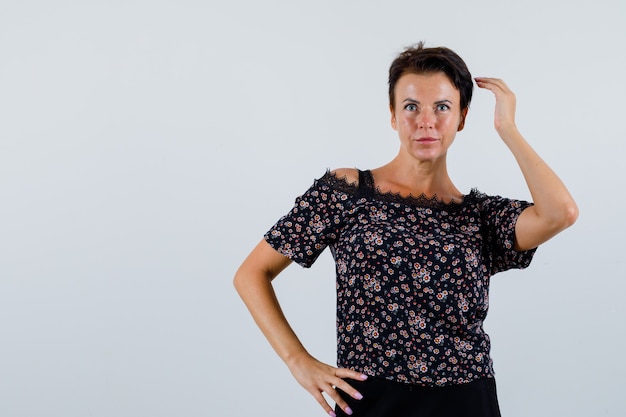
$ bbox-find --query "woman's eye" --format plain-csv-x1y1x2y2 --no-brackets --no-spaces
436,104,450,111
405,104,417,111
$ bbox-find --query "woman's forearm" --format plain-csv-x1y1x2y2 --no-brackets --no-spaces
233,240,308,365
503,126,577,223
234,240,367,415
475,77,578,250
499,125,579,249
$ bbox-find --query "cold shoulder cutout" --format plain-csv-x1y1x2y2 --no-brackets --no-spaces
329,168,360,186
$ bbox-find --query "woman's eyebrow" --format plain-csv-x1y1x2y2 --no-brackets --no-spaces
403,98,454,105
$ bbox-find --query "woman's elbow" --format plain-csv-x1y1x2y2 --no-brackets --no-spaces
233,265,259,296
546,201,578,235
233,262,277,298
233,268,244,294
534,199,579,234
561,200,579,229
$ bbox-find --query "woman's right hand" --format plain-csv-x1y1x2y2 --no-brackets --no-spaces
286,351,367,417
235,240,367,415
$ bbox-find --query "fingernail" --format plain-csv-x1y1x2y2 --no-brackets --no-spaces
360,374,368,380
328,411,336,417
345,407,353,415
355,392,363,400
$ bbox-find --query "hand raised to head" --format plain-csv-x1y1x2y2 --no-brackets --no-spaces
475,77,517,135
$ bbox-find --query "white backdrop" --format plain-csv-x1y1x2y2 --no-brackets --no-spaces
0,1,624,416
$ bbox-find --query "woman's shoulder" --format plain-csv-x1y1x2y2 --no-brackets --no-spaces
310,168,363,196
327,167,360,186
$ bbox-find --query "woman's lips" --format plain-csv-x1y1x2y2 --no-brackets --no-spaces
415,137,438,142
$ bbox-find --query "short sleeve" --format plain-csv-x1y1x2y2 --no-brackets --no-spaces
479,195,537,275
264,173,349,268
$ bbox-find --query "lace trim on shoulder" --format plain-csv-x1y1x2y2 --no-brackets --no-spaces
317,169,360,194
320,169,486,210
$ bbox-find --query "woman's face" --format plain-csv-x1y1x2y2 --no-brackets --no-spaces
391,72,467,164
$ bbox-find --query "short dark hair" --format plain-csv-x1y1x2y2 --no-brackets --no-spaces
388,42,473,112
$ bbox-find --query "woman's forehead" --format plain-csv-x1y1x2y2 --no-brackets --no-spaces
395,72,460,100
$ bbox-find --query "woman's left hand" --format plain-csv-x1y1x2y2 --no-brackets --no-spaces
474,77,517,136
475,77,578,251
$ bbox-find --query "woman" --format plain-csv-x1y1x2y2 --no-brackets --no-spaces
234,42,578,417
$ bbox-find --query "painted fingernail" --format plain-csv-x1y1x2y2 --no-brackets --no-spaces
345,407,353,415
360,374,368,380
328,411,336,417
355,392,363,400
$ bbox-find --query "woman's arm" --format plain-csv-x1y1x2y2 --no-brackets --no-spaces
475,77,578,251
233,239,367,417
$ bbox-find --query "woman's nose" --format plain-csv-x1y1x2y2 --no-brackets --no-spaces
417,109,435,128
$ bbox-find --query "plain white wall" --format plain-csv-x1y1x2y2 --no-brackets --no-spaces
0,0,624,416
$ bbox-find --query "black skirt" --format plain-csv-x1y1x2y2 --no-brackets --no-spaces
335,377,501,417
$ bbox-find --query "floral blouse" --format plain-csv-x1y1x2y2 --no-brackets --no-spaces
264,170,536,387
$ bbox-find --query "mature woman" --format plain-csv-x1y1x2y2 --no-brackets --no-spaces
234,42,578,417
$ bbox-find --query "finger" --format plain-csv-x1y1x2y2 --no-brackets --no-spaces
475,78,500,91
475,77,505,85
311,389,338,417
475,77,512,94
324,384,354,416
335,368,367,400
333,369,368,400
326,370,367,415
474,80,499,94
306,372,359,416
319,381,357,417
335,367,369,382
334,378,364,401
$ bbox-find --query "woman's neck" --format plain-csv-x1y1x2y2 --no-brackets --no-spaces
371,155,462,202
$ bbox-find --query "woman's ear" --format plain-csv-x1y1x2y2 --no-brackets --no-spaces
390,104,397,130
457,108,468,131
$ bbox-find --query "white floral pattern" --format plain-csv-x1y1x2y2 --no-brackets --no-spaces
265,170,536,387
